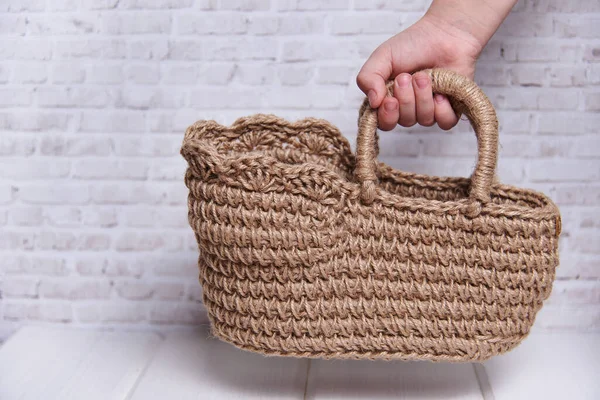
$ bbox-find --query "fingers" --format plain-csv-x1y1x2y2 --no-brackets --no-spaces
412,72,435,127
393,73,416,127
434,94,459,130
377,97,399,131
356,46,393,109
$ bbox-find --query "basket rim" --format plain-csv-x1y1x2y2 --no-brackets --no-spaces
182,113,561,226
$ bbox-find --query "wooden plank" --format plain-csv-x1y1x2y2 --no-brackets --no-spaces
0,326,161,400
305,359,483,399
0,326,101,400
129,326,309,400
483,331,600,400
53,330,162,400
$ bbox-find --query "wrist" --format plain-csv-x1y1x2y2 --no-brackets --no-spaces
423,0,516,53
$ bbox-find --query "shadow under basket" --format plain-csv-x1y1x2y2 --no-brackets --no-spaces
181,69,561,362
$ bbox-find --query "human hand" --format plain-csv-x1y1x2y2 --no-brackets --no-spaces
357,0,516,131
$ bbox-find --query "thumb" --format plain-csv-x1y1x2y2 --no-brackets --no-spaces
356,45,393,108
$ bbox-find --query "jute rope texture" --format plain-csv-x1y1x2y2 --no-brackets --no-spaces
182,68,561,361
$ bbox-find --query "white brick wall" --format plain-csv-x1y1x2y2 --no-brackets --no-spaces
0,0,599,340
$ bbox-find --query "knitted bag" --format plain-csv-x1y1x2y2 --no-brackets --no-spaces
181,69,561,361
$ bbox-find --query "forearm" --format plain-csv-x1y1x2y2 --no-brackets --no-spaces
424,0,518,51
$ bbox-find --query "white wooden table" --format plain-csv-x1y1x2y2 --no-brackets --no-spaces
0,325,598,399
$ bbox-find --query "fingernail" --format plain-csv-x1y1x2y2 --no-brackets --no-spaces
384,101,397,112
434,94,445,104
415,76,429,89
367,90,376,107
396,74,410,88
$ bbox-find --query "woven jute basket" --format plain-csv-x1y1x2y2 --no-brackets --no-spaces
181,69,561,362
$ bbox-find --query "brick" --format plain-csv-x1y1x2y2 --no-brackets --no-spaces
79,110,146,133
548,280,600,305
529,160,600,182
0,15,27,35
89,64,124,84
40,136,113,156
200,63,236,85
282,40,355,61
37,87,113,108
516,42,579,62
10,206,44,226
0,0,45,12
55,39,127,60
353,0,428,10
277,0,348,10
0,64,10,83
73,159,148,180
422,134,476,157
76,257,143,278
572,136,600,158
585,92,600,111
497,13,553,37
162,65,197,84
114,136,179,157
74,303,147,323
167,40,204,60
196,0,218,9
125,64,160,84
263,86,344,109
0,111,75,132
0,231,35,250
203,37,277,61
19,183,90,205
221,0,270,10
45,207,82,227
12,63,47,83
549,66,587,87
509,65,548,87
330,15,403,35
115,232,183,251
177,14,248,34
48,0,79,10
584,46,600,63
555,186,600,206
537,112,594,135
0,185,13,204
2,277,39,298
190,87,261,108
102,14,171,34
27,15,99,35
81,207,118,227
554,15,600,38
129,39,169,60
39,279,112,299
378,134,421,157
4,302,72,323
149,303,208,324
235,63,275,85
118,0,193,8
0,88,32,107
278,65,314,86
526,0,600,12
278,15,325,35
316,66,354,85
0,136,36,156
570,231,600,254
51,63,86,84
80,0,119,8
35,231,110,251
0,160,70,180
247,16,278,35
4,255,68,276
115,281,154,300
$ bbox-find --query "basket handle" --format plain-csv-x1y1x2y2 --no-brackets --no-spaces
355,68,499,207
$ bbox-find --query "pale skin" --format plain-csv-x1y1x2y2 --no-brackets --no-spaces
357,0,519,131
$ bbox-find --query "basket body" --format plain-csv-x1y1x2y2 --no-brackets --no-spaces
182,115,561,362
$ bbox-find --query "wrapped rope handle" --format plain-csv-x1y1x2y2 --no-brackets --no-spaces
355,68,499,207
